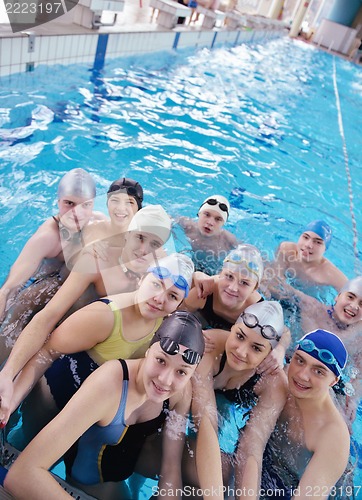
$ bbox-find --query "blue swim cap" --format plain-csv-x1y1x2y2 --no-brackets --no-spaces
303,220,332,249
296,329,347,378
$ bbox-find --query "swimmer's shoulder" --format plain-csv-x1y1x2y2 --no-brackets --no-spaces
220,228,238,248
82,220,110,243
318,258,348,291
24,217,62,256
91,210,109,222
278,241,297,254
255,367,288,400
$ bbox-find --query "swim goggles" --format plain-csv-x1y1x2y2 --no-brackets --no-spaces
200,198,229,215
240,312,280,342
107,179,143,204
224,254,260,281
297,339,343,377
158,336,201,365
148,266,189,297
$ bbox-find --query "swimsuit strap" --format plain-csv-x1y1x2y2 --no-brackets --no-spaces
118,358,129,381
214,351,227,378
52,215,60,226
97,298,111,305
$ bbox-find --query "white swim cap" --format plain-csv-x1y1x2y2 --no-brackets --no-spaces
198,195,230,222
236,301,284,349
340,276,362,298
57,168,96,200
128,205,171,244
223,244,264,284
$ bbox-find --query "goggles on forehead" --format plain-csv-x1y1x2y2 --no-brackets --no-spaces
224,254,260,280
158,337,201,365
297,339,343,377
148,266,189,297
240,312,280,342
107,180,143,201
201,198,229,215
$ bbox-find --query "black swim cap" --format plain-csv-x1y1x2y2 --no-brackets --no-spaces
150,311,205,360
107,178,143,210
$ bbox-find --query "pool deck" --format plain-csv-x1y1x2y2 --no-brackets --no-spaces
0,0,362,65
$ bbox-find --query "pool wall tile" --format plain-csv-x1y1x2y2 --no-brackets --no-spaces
46,36,60,62
1,39,12,67
177,31,201,49
0,24,286,78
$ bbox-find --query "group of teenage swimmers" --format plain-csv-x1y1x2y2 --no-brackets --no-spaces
0,167,360,499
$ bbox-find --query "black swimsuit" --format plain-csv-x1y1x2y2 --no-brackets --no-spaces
214,352,260,407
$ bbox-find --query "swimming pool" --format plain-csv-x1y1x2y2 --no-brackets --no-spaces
0,36,361,495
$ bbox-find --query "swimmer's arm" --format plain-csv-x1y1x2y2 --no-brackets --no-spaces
182,287,207,312
202,328,230,353
234,371,288,500
158,385,193,497
193,271,216,298
295,422,350,499
257,326,291,375
9,301,114,414
324,264,348,292
4,360,122,499
0,226,60,316
0,270,97,423
191,356,223,499
175,216,194,232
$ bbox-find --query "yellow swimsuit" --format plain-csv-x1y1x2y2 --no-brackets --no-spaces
89,298,163,364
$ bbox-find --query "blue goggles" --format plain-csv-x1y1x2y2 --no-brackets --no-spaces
297,339,343,377
148,266,189,297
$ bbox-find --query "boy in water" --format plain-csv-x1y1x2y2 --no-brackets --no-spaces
235,329,350,500
0,169,106,357
177,195,238,275
269,220,347,293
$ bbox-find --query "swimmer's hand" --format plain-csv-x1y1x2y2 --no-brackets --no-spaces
193,272,214,299
82,241,110,261
257,349,284,375
0,374,14,426
203,330,215,353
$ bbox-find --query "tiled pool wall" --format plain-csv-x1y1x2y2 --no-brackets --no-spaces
0,26,286,78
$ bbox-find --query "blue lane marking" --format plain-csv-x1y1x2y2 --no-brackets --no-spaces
93,34,109,71
173,32,181,50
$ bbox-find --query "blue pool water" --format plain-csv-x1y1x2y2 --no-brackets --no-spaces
0,37,361,495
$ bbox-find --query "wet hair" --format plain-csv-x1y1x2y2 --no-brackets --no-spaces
107,178,143,210
57,168,96,200
149,311,205,360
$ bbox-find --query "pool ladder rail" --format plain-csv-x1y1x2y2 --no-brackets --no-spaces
0,441,96,500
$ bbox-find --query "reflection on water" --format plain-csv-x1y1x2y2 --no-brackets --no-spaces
0,37,361,495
